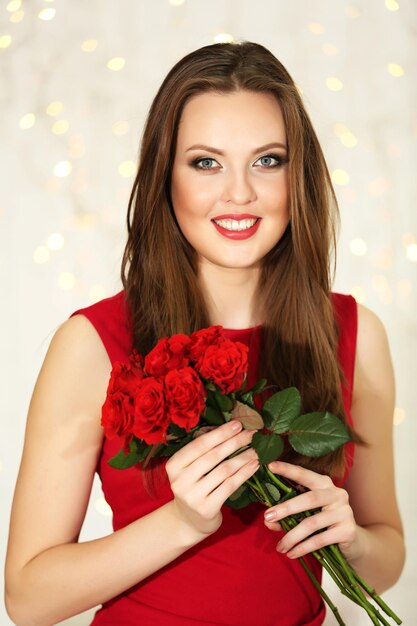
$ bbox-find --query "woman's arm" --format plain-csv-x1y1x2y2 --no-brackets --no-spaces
263,303,405,594
5,315,258,626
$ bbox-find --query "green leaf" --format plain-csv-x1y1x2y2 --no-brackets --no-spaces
252,432,284,465
288,411,351,457
214,392,234,412
204,405,225,425
108,441,151,469
225,484,254,509
264,482,281,503
262,387,301,433
250,378,268,395
169,423,187,438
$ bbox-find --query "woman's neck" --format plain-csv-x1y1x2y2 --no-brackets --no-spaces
198,261,261,330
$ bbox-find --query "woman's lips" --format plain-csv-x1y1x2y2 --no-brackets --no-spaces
211,217,261,240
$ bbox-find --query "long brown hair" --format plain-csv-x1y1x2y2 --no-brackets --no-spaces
121,41,361,491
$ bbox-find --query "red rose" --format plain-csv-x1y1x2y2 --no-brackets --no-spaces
132,376,169,444
199,339,249,393
144,334,191,377
189,325,226,367
101,362,139,442
165,367,206,431
129,348,145,378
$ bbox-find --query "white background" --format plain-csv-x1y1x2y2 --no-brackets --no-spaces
1,0,416,624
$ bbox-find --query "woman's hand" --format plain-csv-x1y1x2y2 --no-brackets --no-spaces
263,460,362,561
166,420,259,540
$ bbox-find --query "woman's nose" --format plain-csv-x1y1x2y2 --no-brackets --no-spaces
222,169,257,205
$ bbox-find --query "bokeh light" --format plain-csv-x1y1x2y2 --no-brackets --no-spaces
54,161,73,177
47,233,65,251
331,169,350,185
19,113,35,129
58,272,76,290
81,39,98,52
107,57,126,71
118,160,136,177
7,0,21,10
33,246,50,264
52,120,69,135
326,77,343,91
388,63,405,77
47,101,64,116
213,33,234,43
350,238,367,256
38,8,56,20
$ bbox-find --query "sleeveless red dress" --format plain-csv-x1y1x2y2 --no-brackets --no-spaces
69,291,357,626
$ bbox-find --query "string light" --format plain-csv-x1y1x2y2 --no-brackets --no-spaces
46,101,64,116
333,123,358,147
350,238,367,256
33,246,50,264
107,57,126,71
54,161,72,177
6,0,21,11
38,8,56,20
81,39,98,52
47,233,65,251
331,169,350,185
19,113,35,129
406,243,417,262
326,77,343,91
52,120,69,135
308,23,325,34
385,0,400,11
58,272,76,290
387,63,404,77
213,33,234,43
0,35,12,49
118,160,136,177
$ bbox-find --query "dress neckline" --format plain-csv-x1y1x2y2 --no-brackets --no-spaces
222,324,263,339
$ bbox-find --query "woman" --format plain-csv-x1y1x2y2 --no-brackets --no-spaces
5,41,404,625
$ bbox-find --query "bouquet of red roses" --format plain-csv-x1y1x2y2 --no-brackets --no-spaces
101,326,401,626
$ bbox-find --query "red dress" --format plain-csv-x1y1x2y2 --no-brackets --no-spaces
69,291,357,626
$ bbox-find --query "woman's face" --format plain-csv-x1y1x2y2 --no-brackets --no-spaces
170,89,290,271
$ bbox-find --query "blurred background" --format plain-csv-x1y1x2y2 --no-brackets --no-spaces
1,0,416,623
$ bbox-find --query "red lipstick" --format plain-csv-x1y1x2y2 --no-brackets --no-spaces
211,215,261,240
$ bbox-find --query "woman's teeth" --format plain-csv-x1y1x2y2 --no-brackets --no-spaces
213,218,258,231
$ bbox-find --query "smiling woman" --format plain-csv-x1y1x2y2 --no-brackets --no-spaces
4,41,404,626
170,90,290,292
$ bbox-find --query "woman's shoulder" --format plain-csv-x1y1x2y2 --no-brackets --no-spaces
65,289,132,364
352,301,393,405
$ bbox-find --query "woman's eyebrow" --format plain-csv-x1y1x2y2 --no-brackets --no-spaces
184,142,288,155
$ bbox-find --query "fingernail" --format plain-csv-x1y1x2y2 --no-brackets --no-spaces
231,421,242,431
264,510,277,521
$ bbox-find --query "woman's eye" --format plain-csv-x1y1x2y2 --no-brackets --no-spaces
255,154,287,168
191,157,218,170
